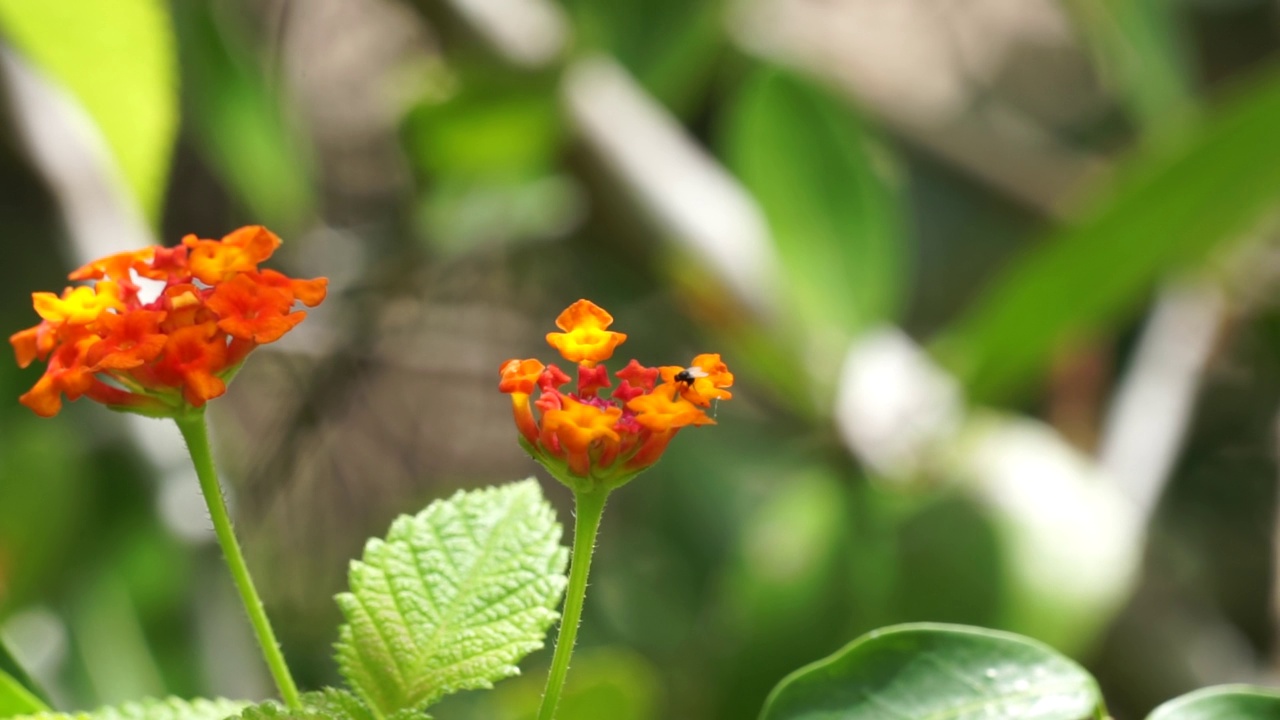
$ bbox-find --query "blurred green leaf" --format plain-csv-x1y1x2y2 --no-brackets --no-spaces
404,72,561,181
936,64,1280,402
484,647,660,720
11,697,244,720
723,67,906,369
1147,685,1280,720
404,69,579,253
173,2,312,230
0,0,178,222
335,480,568,715
0,669,47,716
727,468,847,626
559,0,723,113
759,623,1103,720
0,639,47,712
0,422,87,613
417,177,580,254
1066,0,1194,133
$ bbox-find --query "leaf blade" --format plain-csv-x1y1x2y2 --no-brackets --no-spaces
723,67,906,362
10,697,245,720
0,0,178,222
935,65,1280,402
759,623,1102,720
1146,684,1280,720
335,479,569,715
0,670,47,717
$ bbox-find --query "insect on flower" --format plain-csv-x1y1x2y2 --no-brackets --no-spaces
673,366,707,385
499,299,732,491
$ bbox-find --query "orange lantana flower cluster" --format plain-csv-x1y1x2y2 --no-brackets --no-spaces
500,299,732,488
11,226,327,418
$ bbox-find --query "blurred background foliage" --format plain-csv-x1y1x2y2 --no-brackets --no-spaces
1,0,1280,719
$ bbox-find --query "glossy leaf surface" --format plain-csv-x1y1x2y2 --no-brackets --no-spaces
759,623,1102,720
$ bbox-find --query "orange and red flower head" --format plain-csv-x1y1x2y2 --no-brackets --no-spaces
10,226,327,418
500,299,732,490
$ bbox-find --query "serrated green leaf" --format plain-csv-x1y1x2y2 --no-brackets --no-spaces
759,623,1103,720
1147,684,1280,720
335,479,569,715
221,690,418,720
296,690,376,720
0,0,178,223
10,697,245,720
231,704,324,720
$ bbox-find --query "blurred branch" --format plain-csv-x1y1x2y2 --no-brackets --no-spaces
563,57,779,316
404,0,567,69
1099,278,1226,525
731,0,1108,218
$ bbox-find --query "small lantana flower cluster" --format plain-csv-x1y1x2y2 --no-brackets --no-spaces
11,226,327,418
500,299,732,489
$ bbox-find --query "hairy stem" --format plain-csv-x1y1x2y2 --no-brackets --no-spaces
536,487,609,720
175,412,302,709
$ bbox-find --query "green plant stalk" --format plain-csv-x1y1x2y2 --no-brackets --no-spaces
536,487,609,720
175,412,302,709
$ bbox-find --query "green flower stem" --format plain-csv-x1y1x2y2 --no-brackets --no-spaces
536,487,610,720
175,412,302,709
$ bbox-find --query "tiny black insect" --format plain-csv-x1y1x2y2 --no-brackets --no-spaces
673,366,708,385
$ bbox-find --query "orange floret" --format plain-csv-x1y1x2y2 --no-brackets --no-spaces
545,299,627,367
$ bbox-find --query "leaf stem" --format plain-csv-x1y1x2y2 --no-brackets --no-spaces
175,412,302,709
536,487,609,720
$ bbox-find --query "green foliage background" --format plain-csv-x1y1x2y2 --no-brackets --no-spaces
1,1,1280,719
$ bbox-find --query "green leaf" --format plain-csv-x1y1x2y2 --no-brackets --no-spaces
0,638,49,712
222,689,433,720
723,66,905,368
9,697,245,720
559,0,724,113
484,647,662,720
403,70,561,182
1064,0,1194,134
0,669,47,716
294,690,376,720
173,2,313,231
0,0,178,222
759,623,1103,720
935,64,1280,402
335,479,569,715
1147,685,1280,720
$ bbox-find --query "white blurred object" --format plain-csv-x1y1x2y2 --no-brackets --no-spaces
563,57,781,317
834,327,963,479
834,331,1141,651
449,0,567,67
957,415,1141,651
0,47,153,261
2,606,68,705
1100,279,1226,524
